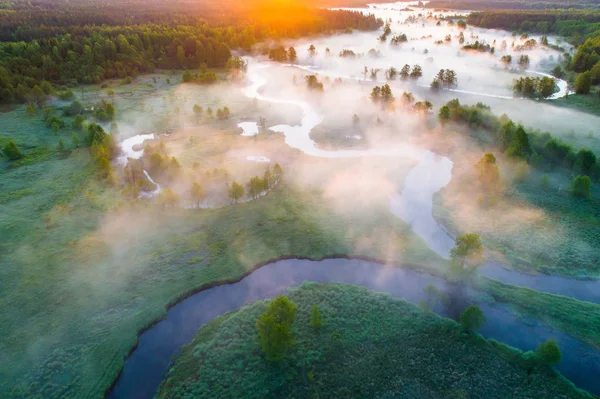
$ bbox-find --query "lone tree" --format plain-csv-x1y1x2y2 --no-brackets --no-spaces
310,304,323,330
450,233,483,269
459,305,486,333
228,181,245,203
536,339,561,366
190,182,205,208
257,296,297,361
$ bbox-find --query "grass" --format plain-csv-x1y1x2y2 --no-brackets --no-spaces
1,78,598,399
0,101,446,398
479,278,600,349
157,282,592,399
548,93,600,118
433,167,600,279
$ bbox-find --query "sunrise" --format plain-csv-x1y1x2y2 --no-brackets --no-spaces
1,0,599,398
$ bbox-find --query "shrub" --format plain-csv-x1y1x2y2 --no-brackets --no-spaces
3,141,24,160
571,175,591,199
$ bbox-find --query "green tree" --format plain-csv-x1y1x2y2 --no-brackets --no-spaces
30,85,47,106
459,305,486,333
399,64,410,80
575,71,591,94
571,175,591,199
518,55,530,69
450,233,483,269
263,166,275,189
247,176,264,199
72,133,80,148
26,102,37,116
504,126,531,159
457,19,467,29
159,188,180,208
72,115,85,130
3,141,24,160
438,105,451,125
228,180,245,203
305,75,323,91
273,163,283,180
190,182,205,208
309,304,322,330
536,339,561,366
475,153,500,190
106,103,115,119
288,47,297,63
575,148,596,174
256,296,297,361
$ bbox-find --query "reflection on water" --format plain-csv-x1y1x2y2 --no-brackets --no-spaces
391,151,455,257
107,258,600,399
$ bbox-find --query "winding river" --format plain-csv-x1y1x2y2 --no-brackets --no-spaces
108,4,599,397
107,258,600,398
108,60,600,398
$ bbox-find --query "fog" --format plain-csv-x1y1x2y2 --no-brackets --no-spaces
72,0,600,288
12,2,600,395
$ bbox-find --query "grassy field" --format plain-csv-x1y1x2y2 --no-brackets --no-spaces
433,159,600,279
0,97,448,398
157,283,591,399
2,74,599,399
480,278,600,349
549,94,600,118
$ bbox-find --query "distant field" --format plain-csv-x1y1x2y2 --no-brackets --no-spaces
433,166,600,279
0,97,446,397
549,94,600,118
157,282,591,399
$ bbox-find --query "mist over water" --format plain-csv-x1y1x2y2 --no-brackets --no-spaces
100,3,600,397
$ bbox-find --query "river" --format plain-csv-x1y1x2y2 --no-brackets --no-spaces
108,3,599,397
107,258,600,398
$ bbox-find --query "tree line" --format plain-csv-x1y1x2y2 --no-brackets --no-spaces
0,1,383,104
437,99,600,189
467,9,600,87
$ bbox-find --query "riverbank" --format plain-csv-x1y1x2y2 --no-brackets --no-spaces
156,282,592,399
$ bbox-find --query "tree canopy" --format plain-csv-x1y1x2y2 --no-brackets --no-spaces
256,296,297,361
459,305,486,333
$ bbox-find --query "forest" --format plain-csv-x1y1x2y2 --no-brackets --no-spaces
156,283,590,399
0,0,382,103
467,9,600,82
427,0,600,10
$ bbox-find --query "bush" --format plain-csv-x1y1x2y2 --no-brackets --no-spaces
459,305,486,332
571,175,591,199
536,339,561,365
3,141,24,160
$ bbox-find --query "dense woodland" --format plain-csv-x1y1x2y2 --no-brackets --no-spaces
438,99,600,193
0,0,382,103
428,0,600,10
467,9,600,84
